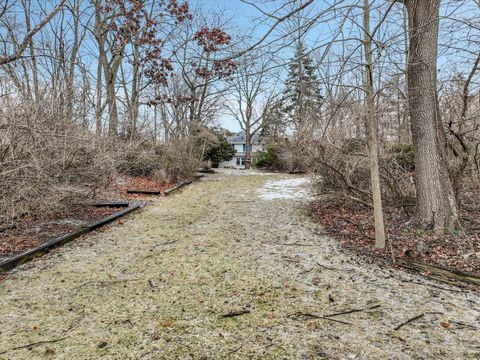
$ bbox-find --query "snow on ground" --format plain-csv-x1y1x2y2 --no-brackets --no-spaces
257,177,312,200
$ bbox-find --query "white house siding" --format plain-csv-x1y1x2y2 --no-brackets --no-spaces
219,132,266,169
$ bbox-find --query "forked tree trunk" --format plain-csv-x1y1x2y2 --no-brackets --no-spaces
363,0,385,248
404,0,459,233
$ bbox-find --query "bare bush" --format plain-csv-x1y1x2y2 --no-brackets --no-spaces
0,99,117,222
312,139,415,208
257,136,322,173
158,139,202,183
115,141,162,177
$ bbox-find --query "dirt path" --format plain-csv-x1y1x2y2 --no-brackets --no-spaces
0,170,479,359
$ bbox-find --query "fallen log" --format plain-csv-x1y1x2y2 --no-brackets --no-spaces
396,258,480,286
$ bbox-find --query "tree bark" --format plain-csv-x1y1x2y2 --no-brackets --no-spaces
95,57,103,136
94,1,121,138
404,0,459,233
245,124,252,169
363,0,385,248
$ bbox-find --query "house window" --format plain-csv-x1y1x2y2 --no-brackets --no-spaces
231,144,235,151
241,144,253,152
236,157,245,166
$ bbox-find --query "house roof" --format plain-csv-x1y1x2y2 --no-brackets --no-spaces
227,132,263,144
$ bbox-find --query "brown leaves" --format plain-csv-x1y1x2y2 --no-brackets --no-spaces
309,196,480,278
193,27,232,53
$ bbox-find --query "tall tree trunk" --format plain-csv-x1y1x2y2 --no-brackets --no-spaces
364,0,385,248
21,0,40,102
129,45,140,142
95,1,121,138
65,0,80,123
105,73,119,137
404,0,459,233
95,58,103,136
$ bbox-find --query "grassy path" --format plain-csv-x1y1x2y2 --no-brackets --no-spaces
0,170,479,359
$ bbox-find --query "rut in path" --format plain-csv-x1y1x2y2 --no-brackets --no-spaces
0,169,478,359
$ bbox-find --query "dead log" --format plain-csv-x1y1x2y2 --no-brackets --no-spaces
396,258,480,286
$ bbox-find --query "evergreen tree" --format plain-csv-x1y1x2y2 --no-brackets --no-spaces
283,41,323,135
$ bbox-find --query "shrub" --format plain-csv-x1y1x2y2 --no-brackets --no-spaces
389,143,415,172
159,139,202,183
312,139,415,207
255,138,320,173
204,132,235,168
255,143,281,168
116,142,162,177
0,100,118,221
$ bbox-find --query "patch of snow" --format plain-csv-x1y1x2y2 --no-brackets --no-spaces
257,177,312,200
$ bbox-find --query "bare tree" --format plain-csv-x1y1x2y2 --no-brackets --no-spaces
402,0,459,233
363,0,385,248
0,0,66,65
228,52,276,169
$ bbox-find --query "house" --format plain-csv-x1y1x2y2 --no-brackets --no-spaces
220,132,265,169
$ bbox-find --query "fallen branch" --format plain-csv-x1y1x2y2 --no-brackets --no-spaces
396,258,480,286
394,313,424,331
0,336,68,355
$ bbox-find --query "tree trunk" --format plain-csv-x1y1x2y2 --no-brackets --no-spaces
104,59,119,137
245,126,252,169
404,0,459,233
65,0,80,123
363,0,385,248
129,44,140,141
95,58,103,136
21,0,40,102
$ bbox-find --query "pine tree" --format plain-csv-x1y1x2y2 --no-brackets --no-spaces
283,41,323,135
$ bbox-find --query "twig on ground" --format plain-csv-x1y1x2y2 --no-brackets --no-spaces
409,279,465,293
450,320,479,330
317,262,353,272
75,278,140,289
221,309,251,318
289,312,352,325
267,241,315,246
323,304,381,318
299,267,314,275
0,336,68,355
394,313,425,331
227,345,243,355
